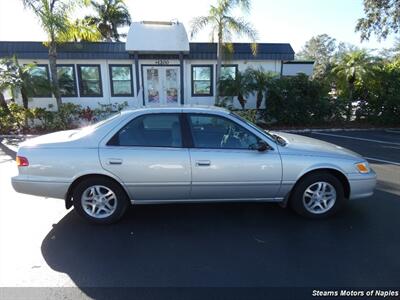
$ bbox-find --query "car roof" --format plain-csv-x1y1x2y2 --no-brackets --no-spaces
120,105,231,115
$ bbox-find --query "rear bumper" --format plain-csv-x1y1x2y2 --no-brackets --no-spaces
348,171,377,200
11,176,69,199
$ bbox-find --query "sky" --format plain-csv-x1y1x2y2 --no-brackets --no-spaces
0,0,397,53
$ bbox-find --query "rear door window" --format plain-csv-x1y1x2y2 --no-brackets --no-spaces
108,114,182,147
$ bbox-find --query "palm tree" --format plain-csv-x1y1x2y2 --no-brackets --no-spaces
58,18,103,42
22,0,97,111
248,67,277,109
190,0,258,104
218,69,252,109
332,50,374,121
9,57,39,109
86,0,132,42
0,57,38,128
0,58,21,114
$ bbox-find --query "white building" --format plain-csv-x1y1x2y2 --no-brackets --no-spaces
0,21,313,110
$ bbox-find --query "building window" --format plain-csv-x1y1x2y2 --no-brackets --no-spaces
77,65,103,97
220,65,238,80
191,65,213,97
28,64,51,97
109,65,133,97
219,64,238,96
57,65,77,97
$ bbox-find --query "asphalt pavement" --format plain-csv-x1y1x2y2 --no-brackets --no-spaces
0,130,399,299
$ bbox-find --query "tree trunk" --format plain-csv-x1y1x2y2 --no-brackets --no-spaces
112,22,119,42
215,28,223,105
346,82,354,122
20,87,29,131
21,87,29,109
238,93,246,110
48,42,62,110
0,91,10,114
256,91,263,109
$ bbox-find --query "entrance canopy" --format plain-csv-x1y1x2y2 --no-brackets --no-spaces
126,21,190,54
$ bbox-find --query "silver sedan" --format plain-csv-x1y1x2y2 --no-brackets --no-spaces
12,107,377,224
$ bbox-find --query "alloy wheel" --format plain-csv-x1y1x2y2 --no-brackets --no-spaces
81,185,118,219
302,181,337,214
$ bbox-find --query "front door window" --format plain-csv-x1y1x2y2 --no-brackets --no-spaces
188,114,260,150
165,69,178,104
146,69,160,104
144,66,180,106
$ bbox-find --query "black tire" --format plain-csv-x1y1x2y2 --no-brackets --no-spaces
72,176,129,224
290,172,346,219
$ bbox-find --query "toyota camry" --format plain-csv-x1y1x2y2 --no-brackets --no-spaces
12,106,376,224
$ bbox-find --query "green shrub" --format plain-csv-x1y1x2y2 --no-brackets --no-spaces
0,107,14,134
0,102,129,134
55,103,82,130
265,74,343,126
353,60,400,126
233,109,259,124
93,101,128,121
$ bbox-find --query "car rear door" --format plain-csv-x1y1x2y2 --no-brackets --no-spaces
99,113,191,201
186,113,282,201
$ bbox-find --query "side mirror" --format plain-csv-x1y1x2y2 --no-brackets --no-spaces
257,141,269,152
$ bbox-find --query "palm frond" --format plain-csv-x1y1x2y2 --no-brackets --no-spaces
225,16,258,42
190,16,212,39
232,0,251,13
87,0,131,41
57,19,102,42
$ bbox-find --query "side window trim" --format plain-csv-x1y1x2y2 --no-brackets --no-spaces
107,113,185,149
180,113,194,148
185,113,265,151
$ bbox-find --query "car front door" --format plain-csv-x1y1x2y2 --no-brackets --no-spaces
99,113,191,201
186,113,282,201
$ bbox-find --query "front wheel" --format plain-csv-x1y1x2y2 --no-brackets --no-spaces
290,172,346,218
72,177,129,224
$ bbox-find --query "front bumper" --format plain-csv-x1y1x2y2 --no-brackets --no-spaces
347,170,377,200
12,176,69,200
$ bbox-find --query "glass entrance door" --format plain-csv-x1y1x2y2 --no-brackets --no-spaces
143,66,180,106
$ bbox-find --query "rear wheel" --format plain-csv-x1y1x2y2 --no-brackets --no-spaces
290,172,346,218
73,177,129,224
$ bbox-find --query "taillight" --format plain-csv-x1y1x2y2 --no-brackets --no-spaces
16,156,29,167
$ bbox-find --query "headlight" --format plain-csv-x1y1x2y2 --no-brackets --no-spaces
355,162,370,174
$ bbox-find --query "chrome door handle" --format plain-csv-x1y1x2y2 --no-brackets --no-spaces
108,159,123,165
196,160,211,167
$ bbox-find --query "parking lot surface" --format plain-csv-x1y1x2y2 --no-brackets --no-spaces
0,130,399,298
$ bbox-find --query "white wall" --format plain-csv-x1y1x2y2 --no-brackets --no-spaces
12,58,283,110
185,59,281,109
13,59,139,110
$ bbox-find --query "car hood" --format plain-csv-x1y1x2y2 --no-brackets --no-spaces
272,131,362,159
